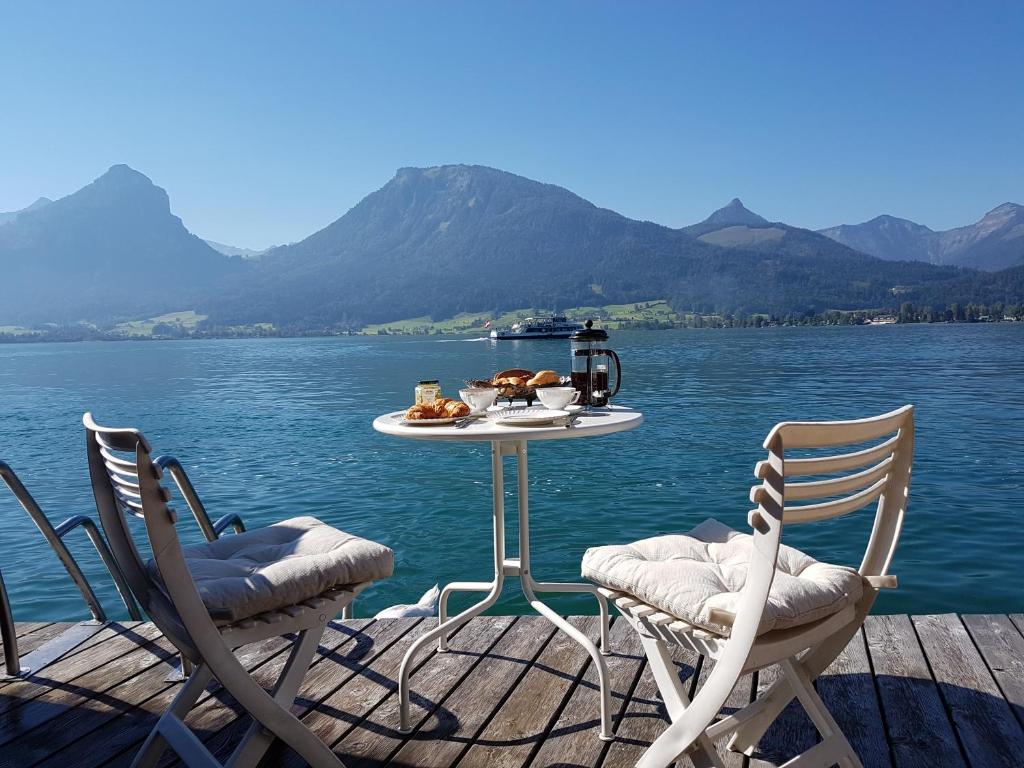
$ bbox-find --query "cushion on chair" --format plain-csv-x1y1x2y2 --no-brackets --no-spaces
149,516,394,623
582,518,863,636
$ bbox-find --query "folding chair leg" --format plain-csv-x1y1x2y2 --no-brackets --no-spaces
226,627,324,768
779,658,863,768
132,663,213,768
726,623,860,755
637,634,724,768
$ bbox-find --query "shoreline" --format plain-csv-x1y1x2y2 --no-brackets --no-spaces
1,316,1021,345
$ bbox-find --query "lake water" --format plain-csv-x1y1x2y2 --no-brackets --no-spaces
1,325,1022,621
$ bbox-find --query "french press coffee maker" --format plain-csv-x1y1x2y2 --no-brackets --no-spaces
570,320,621,408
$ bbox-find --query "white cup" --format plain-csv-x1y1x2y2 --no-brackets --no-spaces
535,387,581,410
459,387,498,414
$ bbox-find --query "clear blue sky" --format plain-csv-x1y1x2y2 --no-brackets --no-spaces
2,1,1021,249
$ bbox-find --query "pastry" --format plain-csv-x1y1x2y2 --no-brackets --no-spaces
526,370,560,387
440,400,470,418
405,404,435,420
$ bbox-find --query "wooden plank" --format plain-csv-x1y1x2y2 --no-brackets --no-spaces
32,631,297,768
865,614,966,768
324,614,515,767
459,616,599,768
387,616,556,768
3,614,1024,767
264,617,434,767
0,622,116,692
690,656,755,768
748,661,818,767
600,633,701,767
913,614,1024,767
816,628,891,768
529,618,646,768
0,629,177,767
0,622,163,733
962,614,1024,729
1010,614,1024,637
195,618,415,767
16,621,360,768
3,622,68,658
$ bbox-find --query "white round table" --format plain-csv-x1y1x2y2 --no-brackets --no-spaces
373,405,643,739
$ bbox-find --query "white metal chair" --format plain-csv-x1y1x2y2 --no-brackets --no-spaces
582,406,914,768
83,414,394,768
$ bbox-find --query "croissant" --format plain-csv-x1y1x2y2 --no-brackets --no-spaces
405,404,435,420
441,400,470,417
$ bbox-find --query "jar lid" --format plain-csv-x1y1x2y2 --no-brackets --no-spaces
418,379,439,385
571,319,608,342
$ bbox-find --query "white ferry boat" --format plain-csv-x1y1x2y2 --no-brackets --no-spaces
489,315,584,340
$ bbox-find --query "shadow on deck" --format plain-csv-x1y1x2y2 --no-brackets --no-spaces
1,613,1022,767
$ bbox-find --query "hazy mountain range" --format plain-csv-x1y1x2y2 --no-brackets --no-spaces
1,164,1022,329
819,203,1024,271
202,240,268,260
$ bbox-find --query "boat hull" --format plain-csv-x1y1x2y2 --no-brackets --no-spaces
490,330,576,340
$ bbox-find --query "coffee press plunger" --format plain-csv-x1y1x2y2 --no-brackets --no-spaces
570,320,621,408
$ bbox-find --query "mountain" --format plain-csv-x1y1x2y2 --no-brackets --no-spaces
208,165,982,329
0,197,52,226
698,198,768,229
203,239,268,260
681,199,871,262
819,203,1024,271
818,215,939,263
0,165,243,323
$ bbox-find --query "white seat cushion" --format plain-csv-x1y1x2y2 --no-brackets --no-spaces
150,516,394,623
582,518,863,636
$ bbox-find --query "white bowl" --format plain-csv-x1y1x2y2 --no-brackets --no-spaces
535,386,581,410
459,387,499,414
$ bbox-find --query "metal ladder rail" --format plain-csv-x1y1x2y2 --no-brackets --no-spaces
0,461,142,678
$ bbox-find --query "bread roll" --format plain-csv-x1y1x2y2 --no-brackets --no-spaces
527,370,560,387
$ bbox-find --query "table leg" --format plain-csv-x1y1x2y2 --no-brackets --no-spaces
514,441,614,741
397,441,507,733
397,439,614,741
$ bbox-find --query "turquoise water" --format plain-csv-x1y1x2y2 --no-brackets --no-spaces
0,325,1021,621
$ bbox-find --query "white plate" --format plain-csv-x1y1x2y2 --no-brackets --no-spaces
495,407,569,427
399,416,460,426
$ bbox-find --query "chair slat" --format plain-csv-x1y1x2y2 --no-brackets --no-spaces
783,476,888,523
116,494,144,512
785,456,893,501
768,405,911,449
109,472,141,494
94,430,141,453
99,445,137,473
783,433,900,477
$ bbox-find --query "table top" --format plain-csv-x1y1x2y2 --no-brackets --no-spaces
372,404,643,443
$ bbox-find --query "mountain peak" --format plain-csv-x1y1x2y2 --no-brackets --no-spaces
982,202,1022,220
96,164,155,187
701,198,768,228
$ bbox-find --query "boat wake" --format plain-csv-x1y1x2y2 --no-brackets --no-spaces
434,336,491,343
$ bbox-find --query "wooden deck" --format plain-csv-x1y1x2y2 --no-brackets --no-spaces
1,614,1022,767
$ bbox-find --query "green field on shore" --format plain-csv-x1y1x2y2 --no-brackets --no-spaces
361,300,681,335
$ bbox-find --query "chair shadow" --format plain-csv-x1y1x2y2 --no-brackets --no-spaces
4,627,1021,768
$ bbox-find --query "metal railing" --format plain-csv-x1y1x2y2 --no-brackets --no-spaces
154,455,246,542
1,460,142,677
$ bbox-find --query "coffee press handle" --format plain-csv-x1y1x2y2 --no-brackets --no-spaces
598,349,621,399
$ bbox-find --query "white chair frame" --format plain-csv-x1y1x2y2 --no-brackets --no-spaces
84,414,374,768
596,405,914,768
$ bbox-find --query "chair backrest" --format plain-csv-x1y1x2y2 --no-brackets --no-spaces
752,404,915,578
83,413,200,659
713,405,915,676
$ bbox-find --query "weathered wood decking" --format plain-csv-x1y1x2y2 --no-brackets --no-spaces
1,614,1022,767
